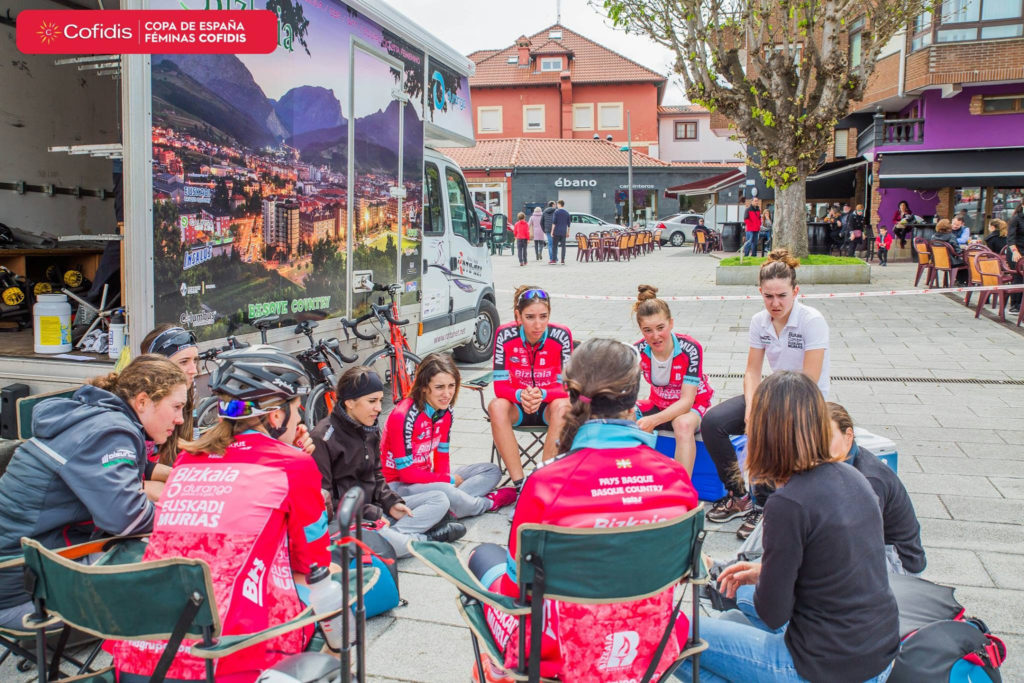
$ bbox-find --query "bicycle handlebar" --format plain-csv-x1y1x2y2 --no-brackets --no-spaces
323,338,358,365
371,303,408,326
340,316,376,341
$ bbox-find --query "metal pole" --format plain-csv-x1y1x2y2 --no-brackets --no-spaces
627,112,633,227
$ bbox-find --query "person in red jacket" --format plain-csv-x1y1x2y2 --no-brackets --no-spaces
382,352,516,517
513,211,531,266
113,347,332,683
632,285,714,475
469,338,699,683
876,225,893,266
742,197,762,257
488,285,573,489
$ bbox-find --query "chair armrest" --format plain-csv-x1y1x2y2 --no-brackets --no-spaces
410,541,528,615
190,568,379,659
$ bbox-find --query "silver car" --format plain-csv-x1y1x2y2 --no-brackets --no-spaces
656,213,705,247
567,212,615,244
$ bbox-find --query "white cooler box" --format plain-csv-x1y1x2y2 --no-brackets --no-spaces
853,427,898,473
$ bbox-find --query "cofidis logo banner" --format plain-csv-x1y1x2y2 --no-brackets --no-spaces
17,10,278,54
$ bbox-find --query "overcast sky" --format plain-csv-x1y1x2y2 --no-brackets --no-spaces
383,0,689,105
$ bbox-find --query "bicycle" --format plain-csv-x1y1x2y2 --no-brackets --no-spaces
354,283,421,405
294,316,372,428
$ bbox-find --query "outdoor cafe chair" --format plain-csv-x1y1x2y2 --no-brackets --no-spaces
929,241,968,289
974,253,1013,322
653,227,664,250
912,237,935,287
409,506,709,683
964,246,993,306
627,231,639,258
693,229,709,254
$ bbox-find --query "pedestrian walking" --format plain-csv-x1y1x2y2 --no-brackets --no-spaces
541,201,556,263
551,200,571,264
528,206,545,261
876,225,892,266
513,211,530,266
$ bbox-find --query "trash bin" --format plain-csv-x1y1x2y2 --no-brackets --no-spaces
720,222,743,252
807,222,830,255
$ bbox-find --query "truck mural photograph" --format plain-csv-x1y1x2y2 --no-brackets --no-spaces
150,0,453,341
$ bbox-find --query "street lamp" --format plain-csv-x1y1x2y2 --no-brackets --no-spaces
618,112,633,227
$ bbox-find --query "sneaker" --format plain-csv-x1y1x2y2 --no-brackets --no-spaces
486,487,517,511
425,520,467,543
548,260,557,265
736,507,763,540
706,493,751,523
472,653,513,683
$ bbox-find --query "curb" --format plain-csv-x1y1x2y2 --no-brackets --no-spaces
715,263,871,285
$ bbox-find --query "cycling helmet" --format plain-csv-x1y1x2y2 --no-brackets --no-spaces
209,345,311,412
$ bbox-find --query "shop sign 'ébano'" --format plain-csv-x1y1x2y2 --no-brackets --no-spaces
554,177,598,188
248,296,332,320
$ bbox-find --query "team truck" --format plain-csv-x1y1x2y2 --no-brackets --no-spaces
0,0,499,402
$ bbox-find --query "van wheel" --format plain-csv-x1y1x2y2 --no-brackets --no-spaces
670,231,686,247
454,299,499,364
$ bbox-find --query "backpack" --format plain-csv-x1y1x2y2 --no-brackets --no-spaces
352,529,402,618
888,573,1006,682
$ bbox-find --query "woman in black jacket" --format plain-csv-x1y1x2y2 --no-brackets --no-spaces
679,372,898,683
310,366,465,557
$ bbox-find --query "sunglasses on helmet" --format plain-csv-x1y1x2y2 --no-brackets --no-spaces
148,327,198,358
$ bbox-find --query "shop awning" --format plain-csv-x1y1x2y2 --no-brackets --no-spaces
878,147,1024,189
806,157,867,200
665,169,745,197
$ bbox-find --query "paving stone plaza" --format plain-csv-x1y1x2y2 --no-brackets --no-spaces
362,248,1024,683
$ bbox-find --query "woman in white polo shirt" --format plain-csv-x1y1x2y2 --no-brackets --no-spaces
702,249,830,539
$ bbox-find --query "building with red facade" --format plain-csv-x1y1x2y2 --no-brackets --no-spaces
455,24,739,223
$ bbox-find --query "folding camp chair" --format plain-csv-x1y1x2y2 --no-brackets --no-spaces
461,372,547,484
20,531,377,683
0,536,140,679
411,506,708,683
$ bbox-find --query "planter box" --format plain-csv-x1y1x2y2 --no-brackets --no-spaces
715,263,871,285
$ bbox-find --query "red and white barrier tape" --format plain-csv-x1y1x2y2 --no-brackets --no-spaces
496,284,1024,303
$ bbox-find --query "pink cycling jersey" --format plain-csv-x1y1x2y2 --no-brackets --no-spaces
380,397,453,485
485,420,699,681
635,332,714,414
113,431,331,682
492,322,573,405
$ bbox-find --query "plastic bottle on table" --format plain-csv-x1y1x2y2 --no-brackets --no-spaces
107,308,126,360
307,563,343,651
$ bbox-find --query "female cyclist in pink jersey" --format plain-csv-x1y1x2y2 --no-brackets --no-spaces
488,285,573,491
382,352,516,517
633,285,714,475
469,339,698,682
114,346,332,682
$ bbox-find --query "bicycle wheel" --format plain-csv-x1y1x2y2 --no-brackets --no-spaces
194,396,221,433
304,383,333,429
365,348,421,408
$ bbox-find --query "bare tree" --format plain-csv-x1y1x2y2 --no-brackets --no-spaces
602,0,930,256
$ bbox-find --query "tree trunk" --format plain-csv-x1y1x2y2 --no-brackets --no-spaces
774,180,808,258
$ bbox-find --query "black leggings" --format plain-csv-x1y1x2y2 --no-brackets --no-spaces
701,394,773,506
469,543,507,587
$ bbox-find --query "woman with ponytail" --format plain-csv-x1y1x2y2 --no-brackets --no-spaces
632,284,714,474
467,339,698,682
114,346,333,681
702,249,831,541
0,355,187,629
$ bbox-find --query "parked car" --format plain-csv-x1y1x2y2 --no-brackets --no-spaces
475,205,494,232
656,213,705,246
567,212,615,243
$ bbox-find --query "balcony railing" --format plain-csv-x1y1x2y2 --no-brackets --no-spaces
874,117,925,146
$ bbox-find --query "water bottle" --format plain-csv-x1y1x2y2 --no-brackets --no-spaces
306,564,343,651
108,308,126,360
